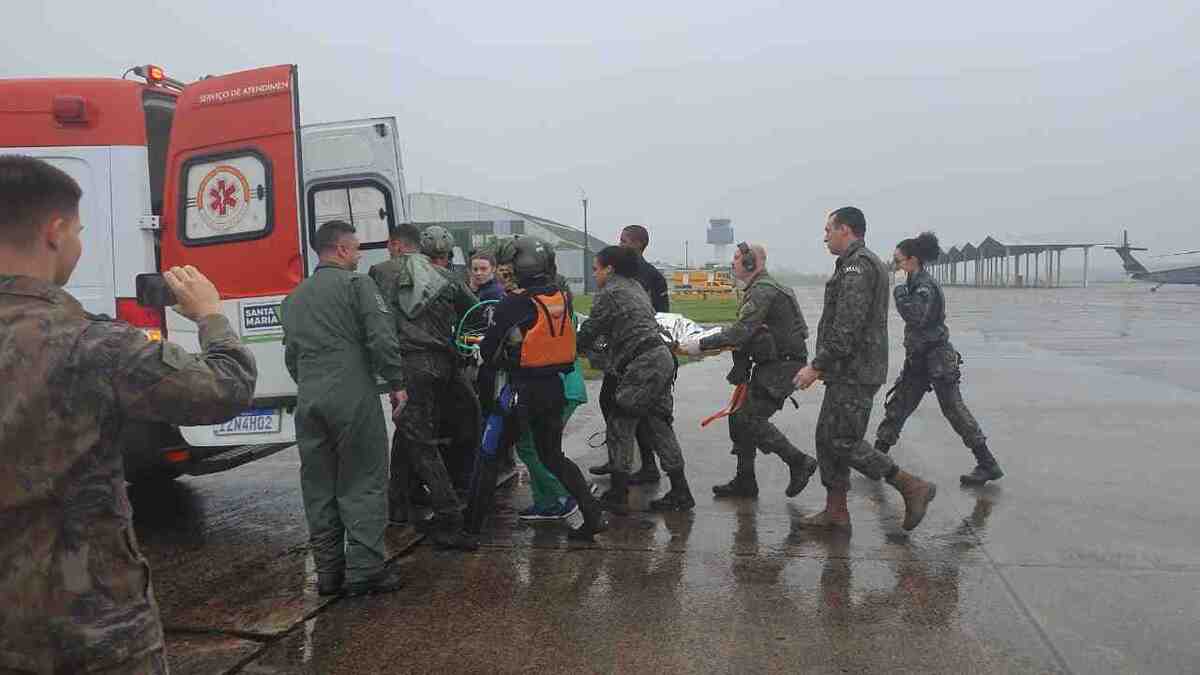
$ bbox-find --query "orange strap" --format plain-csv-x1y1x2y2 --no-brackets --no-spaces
700,383,749,428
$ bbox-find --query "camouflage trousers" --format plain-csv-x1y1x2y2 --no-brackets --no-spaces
729,361,813,466
391,352,480,520
600,373,664,472
816,383,897,492
607,345,685,474
875,344,987,451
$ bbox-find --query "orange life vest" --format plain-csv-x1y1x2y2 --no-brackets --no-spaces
519,291,576,370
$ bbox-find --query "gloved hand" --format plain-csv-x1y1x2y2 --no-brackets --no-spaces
726,363,751,385
679,337,703,356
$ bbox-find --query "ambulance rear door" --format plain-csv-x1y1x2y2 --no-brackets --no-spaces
301,117,408,273
159,65,305,447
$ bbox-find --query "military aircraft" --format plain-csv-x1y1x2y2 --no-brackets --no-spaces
1106,231,1200,291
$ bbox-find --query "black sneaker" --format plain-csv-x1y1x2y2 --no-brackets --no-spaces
588,463,615,476
568,509,608,542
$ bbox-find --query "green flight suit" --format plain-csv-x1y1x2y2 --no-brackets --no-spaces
282,263,405,585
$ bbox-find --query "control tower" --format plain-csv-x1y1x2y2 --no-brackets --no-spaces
707,218,734,262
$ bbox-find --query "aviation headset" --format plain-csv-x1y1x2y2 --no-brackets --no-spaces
737,242,756,272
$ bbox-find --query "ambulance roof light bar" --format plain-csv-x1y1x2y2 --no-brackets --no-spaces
130,64,186,92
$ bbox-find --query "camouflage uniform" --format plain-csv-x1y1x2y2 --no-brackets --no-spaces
0,275,256,673
700,271,815,478
810,240,897,491
875,269,989,453
368,254,478,522
283,264,404,588
577,275,684,475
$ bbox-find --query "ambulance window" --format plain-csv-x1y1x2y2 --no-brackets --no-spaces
308,181,394,249
179,151,273,245
142,93,174,216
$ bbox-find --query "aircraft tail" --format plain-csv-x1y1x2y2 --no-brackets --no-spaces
1105,230,1149,275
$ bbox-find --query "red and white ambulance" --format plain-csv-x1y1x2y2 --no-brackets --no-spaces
1,65,408,482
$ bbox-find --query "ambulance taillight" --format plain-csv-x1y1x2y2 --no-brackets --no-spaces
117,298,166,342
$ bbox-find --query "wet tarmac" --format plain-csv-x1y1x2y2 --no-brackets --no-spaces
131,283,1200,674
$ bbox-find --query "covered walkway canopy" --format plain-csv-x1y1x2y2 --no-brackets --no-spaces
926,236,1107,288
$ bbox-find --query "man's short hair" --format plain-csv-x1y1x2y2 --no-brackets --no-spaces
315,220,356,253
0,155,82,248
596,244,640,277
621,224,650,251
390,222,421,247
829,206,867,238
470,251,496,267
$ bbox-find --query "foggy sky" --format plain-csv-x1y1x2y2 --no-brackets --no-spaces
4,1,1198,272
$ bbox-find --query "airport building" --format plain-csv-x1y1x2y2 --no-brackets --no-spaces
410,192,608,294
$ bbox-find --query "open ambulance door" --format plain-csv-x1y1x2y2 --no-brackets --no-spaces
301,117,409,274
160,65,305,448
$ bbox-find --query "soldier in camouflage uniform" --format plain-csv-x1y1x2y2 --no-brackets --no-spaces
283,220,408,597
578,246,695,511
874,232,1003,484
793,207,937,532
419,225,483,493
369,224,479,550
586,225,673,484
680,243,819,499
0,156,257,672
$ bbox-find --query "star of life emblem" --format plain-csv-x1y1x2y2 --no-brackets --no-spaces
196,165,252,232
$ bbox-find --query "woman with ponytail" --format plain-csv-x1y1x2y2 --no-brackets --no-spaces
873,232,1003,485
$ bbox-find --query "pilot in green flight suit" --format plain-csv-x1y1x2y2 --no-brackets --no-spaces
282,220,407,597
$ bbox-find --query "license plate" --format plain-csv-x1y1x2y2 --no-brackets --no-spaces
214,408,281,436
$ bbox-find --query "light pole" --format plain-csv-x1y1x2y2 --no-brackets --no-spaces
580,189,590,294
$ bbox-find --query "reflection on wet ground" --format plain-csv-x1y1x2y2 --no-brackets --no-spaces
136,284,1200,674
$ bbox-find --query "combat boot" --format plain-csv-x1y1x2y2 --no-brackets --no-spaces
961,445,1004,485
713,454,758,498
887,469,937,531
712,472,758,498
650,470,696,511
797,489,850,529
784,454,819,498
430,513,480,551
599,472,630,514
316,571,345,597
344,567,404,597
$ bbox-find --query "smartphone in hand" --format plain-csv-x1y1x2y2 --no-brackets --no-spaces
135,273,178,307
